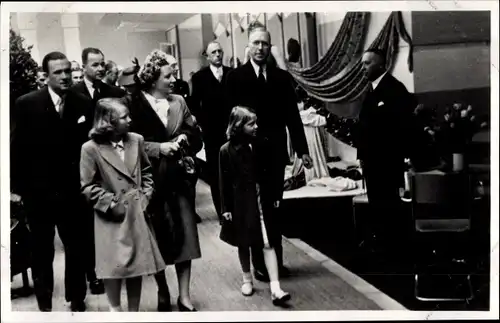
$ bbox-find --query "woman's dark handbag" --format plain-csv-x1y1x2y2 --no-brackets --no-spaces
219,218,238,247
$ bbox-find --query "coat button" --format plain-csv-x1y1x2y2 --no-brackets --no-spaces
132,174,136,178
121,189,126,194
117,177,122,181
124,201,129,205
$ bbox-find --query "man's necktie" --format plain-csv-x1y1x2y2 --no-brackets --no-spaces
57,95,65,117
217,69,223,82
93,83,101,101
258,66,266,86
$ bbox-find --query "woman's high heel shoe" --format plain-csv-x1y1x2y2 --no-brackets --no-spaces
177,298,197,312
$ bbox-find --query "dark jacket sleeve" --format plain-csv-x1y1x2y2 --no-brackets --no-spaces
10,97,27,195
218,146,233,214
283,72,309,157
224,69,239,111
393,83,419,160
189,72,202,119
178,96,203,155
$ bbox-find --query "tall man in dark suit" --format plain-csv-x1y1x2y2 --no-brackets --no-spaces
355,49,417,255
226,29,313,281
190,41,233,223
71,47,125,295
10,52,92,312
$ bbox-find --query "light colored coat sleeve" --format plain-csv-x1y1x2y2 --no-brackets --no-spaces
80,143,115,215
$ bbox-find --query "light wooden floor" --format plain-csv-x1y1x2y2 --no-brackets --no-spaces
10,180,381,312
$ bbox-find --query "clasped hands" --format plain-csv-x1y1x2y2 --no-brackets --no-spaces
159,134,188,157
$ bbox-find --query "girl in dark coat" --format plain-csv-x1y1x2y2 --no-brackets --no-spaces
219,106,291,306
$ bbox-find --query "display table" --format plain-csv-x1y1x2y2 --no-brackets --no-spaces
283,180,365,200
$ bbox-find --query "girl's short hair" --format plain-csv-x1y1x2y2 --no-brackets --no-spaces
226,106,257,140
89,98,127,142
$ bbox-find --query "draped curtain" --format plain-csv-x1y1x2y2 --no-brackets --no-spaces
286,11,413,118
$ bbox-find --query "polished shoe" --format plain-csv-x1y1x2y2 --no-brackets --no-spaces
279,266,291,278
177,298,197,312
36,295,52,311
157,291,172,312
89,279,105,295
70,300,86,312
253,269,270,282
271,290,291,306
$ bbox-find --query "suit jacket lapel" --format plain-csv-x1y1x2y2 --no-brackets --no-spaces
138,91,170,137
164,96,181,136
98,142,135,182
77,82,92,100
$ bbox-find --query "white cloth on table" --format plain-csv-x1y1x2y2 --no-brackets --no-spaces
291,107,330,183
307,176,358,192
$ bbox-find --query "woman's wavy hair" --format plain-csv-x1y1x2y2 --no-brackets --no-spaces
89,98,127,143
226,106,257,141
136,49,172,91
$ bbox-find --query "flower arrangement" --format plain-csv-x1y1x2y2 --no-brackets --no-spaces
411,102,488,171
441,103,488,152
325,114,358,147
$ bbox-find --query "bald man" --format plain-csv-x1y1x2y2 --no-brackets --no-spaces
354,49,418,255
190,41,233,223
226,29,312,282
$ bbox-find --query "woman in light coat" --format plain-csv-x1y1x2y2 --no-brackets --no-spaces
123,49,203,312
80,98,166,311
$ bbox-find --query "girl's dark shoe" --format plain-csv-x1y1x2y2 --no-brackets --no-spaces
271,291,291,307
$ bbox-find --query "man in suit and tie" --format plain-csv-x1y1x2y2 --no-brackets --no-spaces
72,47,125,122
355,48,417,255
71,47,125,295
190,41,233,224
10,52,92,312
226,29,313,281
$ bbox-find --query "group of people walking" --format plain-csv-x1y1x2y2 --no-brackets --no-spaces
11,14,417,311
11,24,314,312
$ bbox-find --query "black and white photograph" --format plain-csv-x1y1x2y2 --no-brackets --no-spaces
1,1,498,321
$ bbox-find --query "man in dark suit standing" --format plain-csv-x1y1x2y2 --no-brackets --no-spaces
10,52,91,312
190,41,233,223
71,47,125,295
72,47,125,122
226,29,313,281
355,49,417,255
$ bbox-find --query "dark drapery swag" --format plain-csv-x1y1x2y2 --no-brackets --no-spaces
286,11,413,118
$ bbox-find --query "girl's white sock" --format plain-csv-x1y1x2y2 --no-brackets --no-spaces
270,281,281,295
243,272,252,283
109,305,122,312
